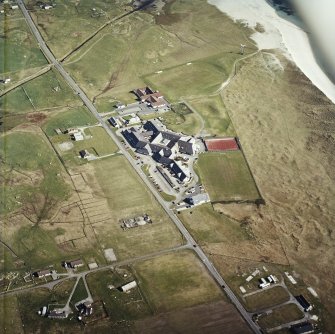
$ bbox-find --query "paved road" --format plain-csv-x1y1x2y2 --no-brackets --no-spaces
17,2,261,333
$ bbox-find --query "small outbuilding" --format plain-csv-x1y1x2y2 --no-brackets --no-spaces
120,280,137,292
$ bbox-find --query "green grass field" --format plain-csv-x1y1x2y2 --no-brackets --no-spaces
0,295,24,334
27,0,129,58
144,60,226,102
70,278,88,305
1,70,82,115
160,103,202,136
196,152,260,202
179,203,250,244
244,286,290,312
16,287,82,333
90,156,183,260
0,131,70,215
258,303,304,329
0,10,47,75
188,95,236,136
51,126,119,166
61,0,255,100
42,106,97,136
87,267,152,322
134,250,224,312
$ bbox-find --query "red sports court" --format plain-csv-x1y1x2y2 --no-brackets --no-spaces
205,137,239,152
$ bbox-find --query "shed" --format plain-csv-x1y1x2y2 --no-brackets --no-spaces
290,322,314,334
120,280,137,292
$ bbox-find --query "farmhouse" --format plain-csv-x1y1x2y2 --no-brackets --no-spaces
33,269,51,278
71,132,84,141
65,259,84,269
133,86,169,109
48,310,68,319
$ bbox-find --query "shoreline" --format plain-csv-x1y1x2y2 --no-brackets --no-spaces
208,0,335,104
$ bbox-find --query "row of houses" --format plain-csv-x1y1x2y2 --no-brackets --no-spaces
32,259,84,278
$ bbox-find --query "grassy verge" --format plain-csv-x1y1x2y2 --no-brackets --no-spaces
70,278,88,305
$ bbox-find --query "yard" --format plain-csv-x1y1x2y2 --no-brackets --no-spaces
196,151,260,202
258,303,304,329
243,286,290,312
88,156,183,260
133,250,224,313
87,267,152,322
42,106,97,136
55,126,119,165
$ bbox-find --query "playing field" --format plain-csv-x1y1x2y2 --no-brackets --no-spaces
196,151,260,202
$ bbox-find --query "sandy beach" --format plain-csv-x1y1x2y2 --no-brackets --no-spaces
208,0,335,104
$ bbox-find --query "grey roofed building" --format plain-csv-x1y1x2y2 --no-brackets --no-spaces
136,147,149,155
186,193,210,206
170,162,188,182
152,152,173,166
149,144,172,157
122,128,148,149
178,139,194,155
290,322,314,334
143,120,161,135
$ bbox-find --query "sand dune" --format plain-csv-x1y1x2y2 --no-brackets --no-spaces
208,0,335,104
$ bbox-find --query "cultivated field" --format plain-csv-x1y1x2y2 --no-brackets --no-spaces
196,151,260,202
133,300,252,334
133,250,224,312
0,295,24,334
78,156,183,260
